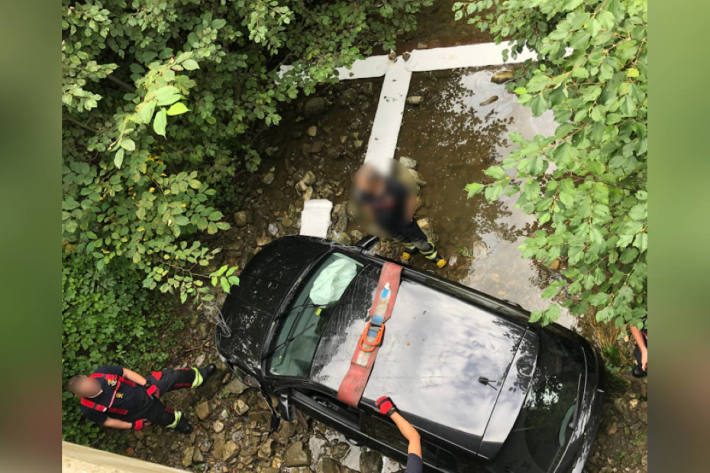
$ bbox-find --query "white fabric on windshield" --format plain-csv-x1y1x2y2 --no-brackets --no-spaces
309,255,359,305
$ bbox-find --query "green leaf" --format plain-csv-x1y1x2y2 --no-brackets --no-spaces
120,138,135,151
174,216,189,226
220,277,231,293
166,102,189,116
484,166,506,180
626,67,640,78
464,182,484,198
183,59,199,70
530,94,548,116
114,148,124,168
484,182,503,201
153,109,167,136
138,100,156,124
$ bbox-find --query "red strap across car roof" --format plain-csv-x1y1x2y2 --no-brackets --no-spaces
337,262,402,407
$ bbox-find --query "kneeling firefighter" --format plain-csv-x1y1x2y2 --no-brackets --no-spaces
67,364,217,433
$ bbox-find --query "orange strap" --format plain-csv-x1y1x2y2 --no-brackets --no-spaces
337,262,402,407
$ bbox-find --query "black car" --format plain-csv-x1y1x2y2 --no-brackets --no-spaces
216,236,604,473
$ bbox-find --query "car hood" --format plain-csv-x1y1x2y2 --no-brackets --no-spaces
216,236,329,373
312,276,537,454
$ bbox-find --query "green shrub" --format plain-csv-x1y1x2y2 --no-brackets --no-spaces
62,254,180,446
457,0,647,329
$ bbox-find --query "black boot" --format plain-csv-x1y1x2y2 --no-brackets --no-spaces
632,365,647,378
175,415,193,434
199,363,217,380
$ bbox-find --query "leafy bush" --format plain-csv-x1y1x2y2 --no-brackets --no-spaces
456,0,647,328
62,254,180,446
62,0,431,305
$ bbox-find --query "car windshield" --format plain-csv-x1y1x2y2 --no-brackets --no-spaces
266,253,363,377
494,329,584,472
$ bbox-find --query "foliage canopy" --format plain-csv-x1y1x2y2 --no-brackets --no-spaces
455,0,647,328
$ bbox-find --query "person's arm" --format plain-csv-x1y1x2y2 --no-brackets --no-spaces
122,368,147,386
103,418,134,430
390,412,422,457
629,326,648,370
375,396,422,458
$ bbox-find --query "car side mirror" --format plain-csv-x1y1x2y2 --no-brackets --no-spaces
278,392,295,421
356,234,379,251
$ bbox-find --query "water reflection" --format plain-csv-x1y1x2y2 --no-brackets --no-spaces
396,67,575,329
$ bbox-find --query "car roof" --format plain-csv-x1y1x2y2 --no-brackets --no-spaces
311,268,530,454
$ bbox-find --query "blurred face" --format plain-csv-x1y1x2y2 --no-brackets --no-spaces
72,376,102,398
354,166,385,197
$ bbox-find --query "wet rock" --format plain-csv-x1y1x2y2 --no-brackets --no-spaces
193,448,204,463
234,210,249,227
317,457,341,473
301,171,316,186
213,420,224,433
282,216,294,228
361,82,374,96
275,420,297,444
195,401,211,420
606,422,618,435
339,135,348,144
305,97,328,117
303,186,314,201
331,442,350,460
406,95,424,105
256,235,272,247
340,87,359,106
346,200,358,218
416,218,430,230
310,141,323,153
402,51,411,61
472,240,488,259
182,446,194,468
417,42,428,49
331,231,352,245
224,378,248,396
448,255,458,267
352,139,364,150
547,258,561,270
268,222,279,236
399,156,417,169
307,126,318,137
332,204,348,233
199,437,212,453
258,439,273,459
223,440,239,461
284,441,309,467
480,95,499,106
235,399,250,416
212,437,225,458
350,229,363,242
360,450,383,473
491,70,514,84
262,172,275,185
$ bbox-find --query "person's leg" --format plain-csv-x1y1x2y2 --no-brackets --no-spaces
397,220,446,268
144,400,192,433
147,364,217,394
632,344,647,377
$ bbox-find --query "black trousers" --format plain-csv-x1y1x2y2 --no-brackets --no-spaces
138,368,197,425
386,219,439,259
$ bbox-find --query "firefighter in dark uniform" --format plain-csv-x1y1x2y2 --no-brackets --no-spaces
353,164,446,268
67,363,216,433
375,396,423,473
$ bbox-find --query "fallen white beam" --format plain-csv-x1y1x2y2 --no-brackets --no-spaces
363,59,412,175
404,41,537,72
63,441,188,473
299,199,333,238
